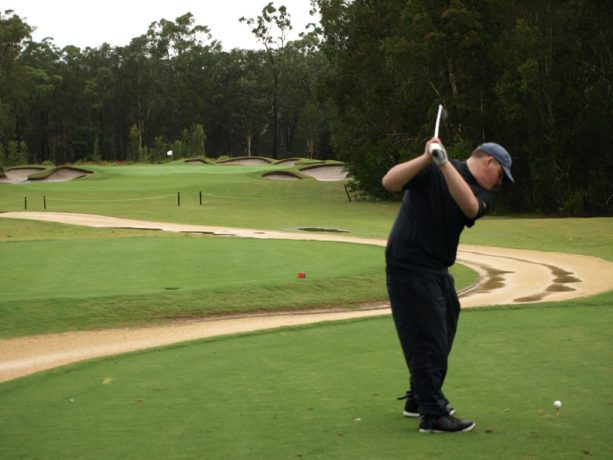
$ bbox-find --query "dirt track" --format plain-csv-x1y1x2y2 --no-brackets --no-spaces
1,211,612,383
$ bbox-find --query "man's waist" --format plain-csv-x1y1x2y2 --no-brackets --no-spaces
386,261,449,276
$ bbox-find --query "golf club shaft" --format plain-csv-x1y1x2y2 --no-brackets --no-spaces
434,104,443,138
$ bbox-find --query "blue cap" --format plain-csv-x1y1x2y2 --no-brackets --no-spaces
478,142,514,184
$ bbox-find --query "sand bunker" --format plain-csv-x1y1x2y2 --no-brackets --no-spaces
220,158,271,165
275,159,299,166
34,167,92,182
262,171,301,180
264,164,351,181
0,166,92,183
300,165,350,181
1,167,46,183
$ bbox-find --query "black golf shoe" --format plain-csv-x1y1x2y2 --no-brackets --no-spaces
419,414,475,433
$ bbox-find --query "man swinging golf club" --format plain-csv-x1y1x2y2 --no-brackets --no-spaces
382,105,514,433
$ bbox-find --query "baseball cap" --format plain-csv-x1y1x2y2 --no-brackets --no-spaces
477,142,514,184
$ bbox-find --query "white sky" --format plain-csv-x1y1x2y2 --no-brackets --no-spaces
6,0,319,50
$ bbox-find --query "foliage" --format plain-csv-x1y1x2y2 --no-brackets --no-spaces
315,0,613,214
1,3,612,214
0,7,326,165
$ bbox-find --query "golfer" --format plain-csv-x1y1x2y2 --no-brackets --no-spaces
382,137,513,433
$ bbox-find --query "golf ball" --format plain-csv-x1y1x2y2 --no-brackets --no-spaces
553,400,562,408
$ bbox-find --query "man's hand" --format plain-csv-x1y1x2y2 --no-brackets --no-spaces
430,143,447,165
427,139,448,166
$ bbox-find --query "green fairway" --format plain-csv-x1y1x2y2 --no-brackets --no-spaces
0,218,476,337
1,237,385,301
1,163,612,459
0,162,397,238
0,232,393,337
0,163,477,338
1,299,611,459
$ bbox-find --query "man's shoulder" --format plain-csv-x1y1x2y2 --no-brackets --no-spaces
451,158,469,173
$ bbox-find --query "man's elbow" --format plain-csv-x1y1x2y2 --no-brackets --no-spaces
382,175,401,193
463,201,480,220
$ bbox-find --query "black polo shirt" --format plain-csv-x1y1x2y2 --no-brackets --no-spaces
385,159,491,271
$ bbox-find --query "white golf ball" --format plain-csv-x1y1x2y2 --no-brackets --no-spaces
553,400,562,408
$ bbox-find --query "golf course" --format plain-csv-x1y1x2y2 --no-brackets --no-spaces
1,161,612,459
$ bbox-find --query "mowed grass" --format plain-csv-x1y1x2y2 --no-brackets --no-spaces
0,162,397,238
0,227,392,337
1,299,611,459
2,237,383,301
1,163,612,459
0,162,478,338
0,218,476,338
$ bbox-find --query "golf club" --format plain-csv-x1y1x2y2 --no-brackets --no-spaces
429,104,446,160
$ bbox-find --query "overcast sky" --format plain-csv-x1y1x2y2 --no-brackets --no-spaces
7,0,319,50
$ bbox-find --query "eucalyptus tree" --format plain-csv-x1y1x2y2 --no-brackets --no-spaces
81,43,120,161
316,0,425,196
0,10,34,164
145,12,220,149
316,0,612,213
206,49,269,156
489,0,613,213
114,35,156,160
240,2,293,158
280,36,328,158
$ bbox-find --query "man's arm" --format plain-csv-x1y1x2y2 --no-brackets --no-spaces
382,140,436,192
382,137,480,219
426,137,480,219
438,160,480,219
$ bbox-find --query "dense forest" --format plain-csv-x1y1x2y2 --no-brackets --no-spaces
1,1,612,215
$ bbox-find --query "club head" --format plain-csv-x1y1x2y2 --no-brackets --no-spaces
434,104,447,138
439,106,448,122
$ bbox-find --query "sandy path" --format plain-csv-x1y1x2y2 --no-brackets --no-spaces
1,211,612,383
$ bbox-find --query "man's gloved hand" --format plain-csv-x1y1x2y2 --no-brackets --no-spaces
429,142,448,166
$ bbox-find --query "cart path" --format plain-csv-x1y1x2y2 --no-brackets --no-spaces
1,211,612,383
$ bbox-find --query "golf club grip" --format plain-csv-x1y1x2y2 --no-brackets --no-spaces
429,143,441,154
429,142,444,163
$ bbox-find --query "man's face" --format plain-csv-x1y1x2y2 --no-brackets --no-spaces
482,157,504,190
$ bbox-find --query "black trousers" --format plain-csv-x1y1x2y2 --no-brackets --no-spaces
386,267,461,416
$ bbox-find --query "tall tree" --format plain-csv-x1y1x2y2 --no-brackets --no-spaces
241,2,293,158
0,10,34,164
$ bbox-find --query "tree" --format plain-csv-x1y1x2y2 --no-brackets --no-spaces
315,0,613,213
185,123,206,156
223,49,269,156
240,2,293,158
317,0,423,196
3,2,610,214
127,125,141,161
0,10,34,158
6,140,28,166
